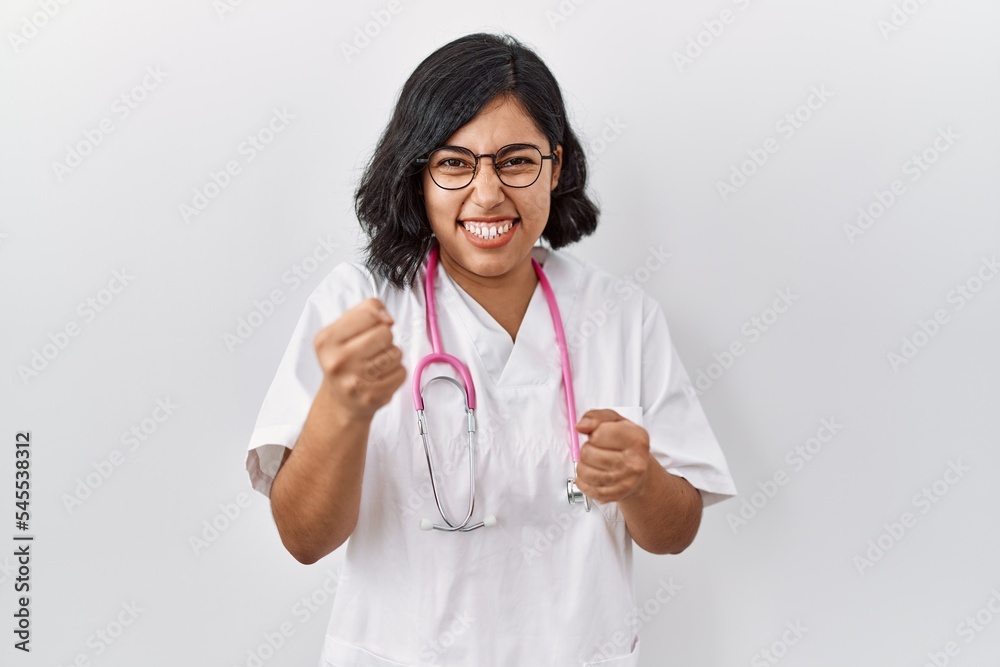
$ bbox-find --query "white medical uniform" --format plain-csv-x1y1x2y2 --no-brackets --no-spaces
246,245,737,667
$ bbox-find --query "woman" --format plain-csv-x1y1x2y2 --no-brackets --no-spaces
246,32,736,666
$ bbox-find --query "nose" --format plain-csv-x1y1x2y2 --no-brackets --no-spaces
468,156,505,209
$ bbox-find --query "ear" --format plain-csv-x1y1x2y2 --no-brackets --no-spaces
550,144,563,191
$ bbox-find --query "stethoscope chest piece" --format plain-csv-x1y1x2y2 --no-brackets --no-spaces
567,463,591,512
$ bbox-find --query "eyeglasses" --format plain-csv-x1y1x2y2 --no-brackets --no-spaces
416,143,556,190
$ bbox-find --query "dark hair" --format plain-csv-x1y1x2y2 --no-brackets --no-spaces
354,32,599,290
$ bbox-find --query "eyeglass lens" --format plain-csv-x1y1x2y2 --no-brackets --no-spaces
427,144,543,189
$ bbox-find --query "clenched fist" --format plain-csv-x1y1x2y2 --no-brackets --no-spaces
312,297,407,422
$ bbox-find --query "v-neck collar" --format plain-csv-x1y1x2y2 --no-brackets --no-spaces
435,246,580,388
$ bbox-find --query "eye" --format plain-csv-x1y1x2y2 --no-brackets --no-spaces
439,158,472,169
496,146,542,171
499,156,532,168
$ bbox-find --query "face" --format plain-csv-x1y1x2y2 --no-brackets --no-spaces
420,95,563,285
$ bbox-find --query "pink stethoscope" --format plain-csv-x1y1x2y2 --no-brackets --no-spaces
413,244,591,532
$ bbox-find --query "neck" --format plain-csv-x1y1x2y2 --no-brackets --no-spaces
438,248,539,301
437,247,541,341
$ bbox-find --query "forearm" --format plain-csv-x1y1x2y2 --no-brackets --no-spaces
270,385,370,564
617,454,702,555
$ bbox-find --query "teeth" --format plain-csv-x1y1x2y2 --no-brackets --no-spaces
464,221,514,239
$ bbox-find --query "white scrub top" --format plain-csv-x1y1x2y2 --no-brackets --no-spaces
246,245,737,667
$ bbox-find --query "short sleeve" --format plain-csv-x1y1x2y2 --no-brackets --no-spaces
640,295,737,508
244,262,375,498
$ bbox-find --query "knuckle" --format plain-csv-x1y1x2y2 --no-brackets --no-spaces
327,350,348,375
344,374,364,398
376,325,394,346
313,328,330,354
373,346,397,369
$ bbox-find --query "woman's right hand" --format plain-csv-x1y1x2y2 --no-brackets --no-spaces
312,297,407,422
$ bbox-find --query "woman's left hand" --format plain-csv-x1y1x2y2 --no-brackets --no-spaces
574,409,652,503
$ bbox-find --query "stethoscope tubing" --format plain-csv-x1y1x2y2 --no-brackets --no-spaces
412,244,588,531
533,252,582,463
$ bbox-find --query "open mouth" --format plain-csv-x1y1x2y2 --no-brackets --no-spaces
459,218,520,240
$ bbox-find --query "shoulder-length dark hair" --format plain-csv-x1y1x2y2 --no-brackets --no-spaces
354,32,599,290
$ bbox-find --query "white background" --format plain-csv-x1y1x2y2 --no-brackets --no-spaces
2,1,999,666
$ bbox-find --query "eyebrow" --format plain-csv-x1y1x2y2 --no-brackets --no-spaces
436,142,543,153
